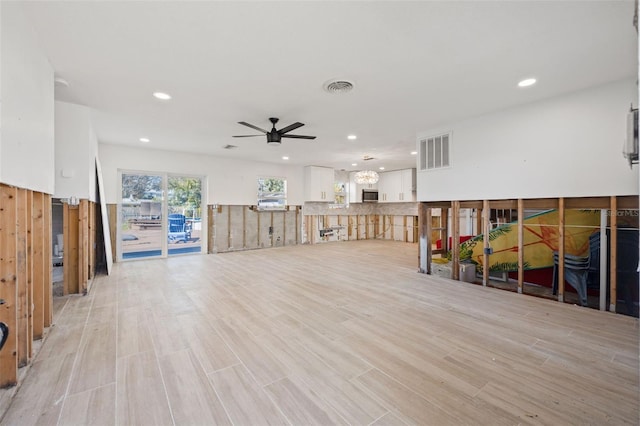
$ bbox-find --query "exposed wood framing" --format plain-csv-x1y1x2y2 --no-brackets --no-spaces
42,195,52,328
16,189,28,367
418,203,431,274
610,196,617,312
89,201,96,280
0,185,18,386
26,191,33,359
227,205,232,249
108,204,117,262
557,197,565,303
31,192,45,340
441,208,449,253
482,200,490,286
517,198,524,294
79,199,89,294
0,185,54,388
207,206,214,253
451,201,460,281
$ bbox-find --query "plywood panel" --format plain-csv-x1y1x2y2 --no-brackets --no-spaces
0,185,18,386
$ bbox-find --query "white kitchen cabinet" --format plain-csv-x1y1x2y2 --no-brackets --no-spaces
378,168,416,203
304,166,334,201
348,171,378,203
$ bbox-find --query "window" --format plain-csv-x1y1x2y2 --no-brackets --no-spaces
420,132,451,170
257,177,287,210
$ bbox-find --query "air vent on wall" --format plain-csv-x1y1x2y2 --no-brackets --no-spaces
223,144,238,149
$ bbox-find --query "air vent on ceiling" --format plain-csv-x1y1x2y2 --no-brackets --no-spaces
323,79,354,94
223,144,238,149
363,155,375,161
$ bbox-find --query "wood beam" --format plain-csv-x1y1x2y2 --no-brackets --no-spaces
483,200,490,286
517,198,524,294
459,201,483,209
610,196,617,313
0,185,18,386
26,191,33,359
617,195,639,209
16,189,28,367
565,197,609,209
43,195,52,325
522,198,559,210
32,192,45,340
452,201,460,281
558,197,565,303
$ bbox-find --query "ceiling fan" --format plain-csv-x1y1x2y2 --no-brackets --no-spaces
233,117,316,145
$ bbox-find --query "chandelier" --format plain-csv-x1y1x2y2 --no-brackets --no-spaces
354,170,379,184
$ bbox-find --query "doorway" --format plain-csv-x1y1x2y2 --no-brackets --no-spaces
118,171,204,260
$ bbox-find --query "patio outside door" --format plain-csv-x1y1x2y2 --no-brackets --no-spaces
118,172,204,260
119,172,165,260
167,175,203,256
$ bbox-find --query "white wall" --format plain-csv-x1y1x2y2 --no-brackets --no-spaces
417,78,638,201
55,101,98,201
98,143,305,205
0,2,54,193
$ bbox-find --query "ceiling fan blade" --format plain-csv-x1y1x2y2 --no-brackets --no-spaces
277,122,304,135
282,134,316,139
232,135,263,138
237,121,268,133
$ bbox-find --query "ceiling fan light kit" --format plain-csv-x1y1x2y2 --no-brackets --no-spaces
354,170,379,184
233,117,316,145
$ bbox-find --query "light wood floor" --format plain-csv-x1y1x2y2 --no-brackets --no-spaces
2,240,638,425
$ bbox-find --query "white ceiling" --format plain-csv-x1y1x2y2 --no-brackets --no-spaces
22,1,638,172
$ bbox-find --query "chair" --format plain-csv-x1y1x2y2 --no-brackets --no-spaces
552,252,590,306
167,214,192,243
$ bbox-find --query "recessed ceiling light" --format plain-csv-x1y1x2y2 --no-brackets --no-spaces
517,78,536,88
282,156,289,160
410,151,417,155
139,137,150,143
347,135,357,140
352,163,358,166
153,91,172,100
379,167,385,170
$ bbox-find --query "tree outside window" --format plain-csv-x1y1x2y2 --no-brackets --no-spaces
257,177,286,210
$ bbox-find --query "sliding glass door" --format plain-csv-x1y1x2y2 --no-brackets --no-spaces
118,171,204,261
167,176,202,256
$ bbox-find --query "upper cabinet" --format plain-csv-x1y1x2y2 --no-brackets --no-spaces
304,166,334,201
348,171,378,203
378,168,416,203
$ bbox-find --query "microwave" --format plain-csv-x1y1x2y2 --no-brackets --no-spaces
362,189,378,202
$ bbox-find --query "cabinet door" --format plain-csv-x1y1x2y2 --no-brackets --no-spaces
399,169,416,202
304,166,334,201
379,171,401,203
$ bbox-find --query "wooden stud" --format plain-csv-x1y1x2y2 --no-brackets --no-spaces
609,196,617,313
269,212,273,246
16,189,28,368
517,198,524,294
108,204,117,262
207,206,214,254
451,201,460,281
0,184,18,386
476,208,482,236
32,192,45,340
441,208,449,253
418,204,431,274
43,195,52,325
389,216,394,241
282,210,286,246
558,197,565,303
79,199,89,294
295,207,299,244
403,216,407,243
89,201,96,280
64,204,80,294
26,191,33,359
242,206,247,249
483,200,490,286
227,205,232,249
